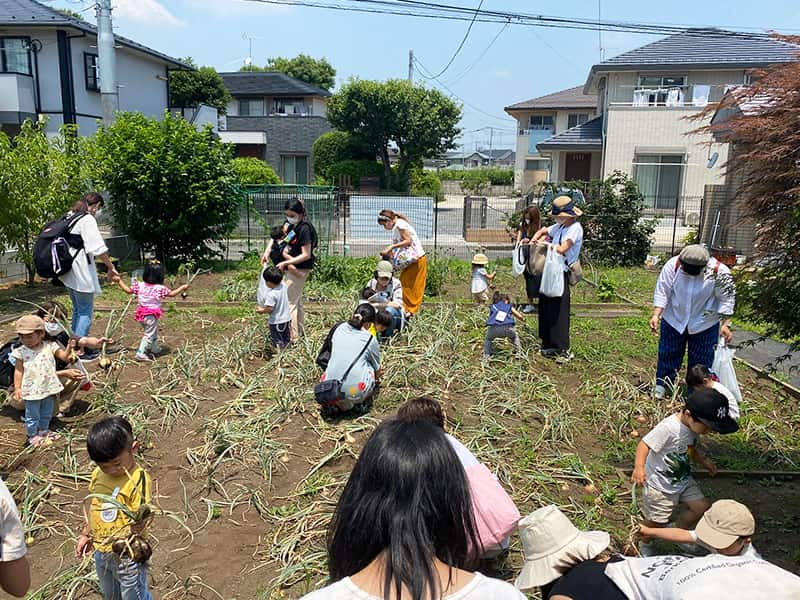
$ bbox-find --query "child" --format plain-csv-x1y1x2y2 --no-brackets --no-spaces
265,225,299,274
116,261,188,362
632,388,739,556
256,266,291,349
483,292,525,359
639,499,760,558
686,364,740,420
369,308,393,338
471,253,496,304
11,315,76,447
76,416,153,600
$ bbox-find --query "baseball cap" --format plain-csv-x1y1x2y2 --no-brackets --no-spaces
376,260,394,278
695,499,755,550
15,314,45,335
679,244,710,266
686,388,739,434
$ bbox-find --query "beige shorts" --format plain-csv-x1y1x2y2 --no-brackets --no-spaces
473,290,489,304
641,479,705,524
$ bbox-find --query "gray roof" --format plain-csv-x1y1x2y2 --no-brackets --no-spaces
220,72,331,97
0,0,189,68
536,116,603,151
505,85,597,111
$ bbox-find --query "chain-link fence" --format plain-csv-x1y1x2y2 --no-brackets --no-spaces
698,183,754,263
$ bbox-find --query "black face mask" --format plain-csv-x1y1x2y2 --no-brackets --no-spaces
681,263,704,276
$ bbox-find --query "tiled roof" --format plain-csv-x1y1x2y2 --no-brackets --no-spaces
536,116,603,151
505,86,597,111
220,72,331,97
0,0,189,67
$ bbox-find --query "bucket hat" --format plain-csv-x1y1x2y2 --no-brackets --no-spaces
472,253,489,266
15,315,45,335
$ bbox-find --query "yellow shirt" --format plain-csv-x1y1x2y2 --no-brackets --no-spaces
88,465,152,553
368,324,378,337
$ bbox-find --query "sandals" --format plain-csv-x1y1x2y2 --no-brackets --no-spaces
28,435,53,448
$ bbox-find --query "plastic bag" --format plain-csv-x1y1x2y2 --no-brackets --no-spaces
539,244,565,298
256,266,268,306
512,244,526,277
712,337,742,404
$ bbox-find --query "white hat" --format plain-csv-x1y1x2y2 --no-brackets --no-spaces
515,505,610,590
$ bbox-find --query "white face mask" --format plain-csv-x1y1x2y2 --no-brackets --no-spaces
286,216,300,226
44,322,64,336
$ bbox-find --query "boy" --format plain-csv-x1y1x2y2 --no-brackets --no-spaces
639,499,760,558
369,309,393,338
686,364,740,420
76,416,153,600
256,266,292,349
264,226,299,275
632,388,738,556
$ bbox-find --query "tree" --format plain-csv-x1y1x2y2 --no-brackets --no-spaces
327,79,461,191
57,8,85,20
232,157,281,185
312,131,375,181
170,58,233,114
240,54,336,91
92,112,243,264
0,121,92,283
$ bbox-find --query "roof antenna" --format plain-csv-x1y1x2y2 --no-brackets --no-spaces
242,33,261,71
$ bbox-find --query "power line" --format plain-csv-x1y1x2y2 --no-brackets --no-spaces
426,0,484,79
444,20,510,86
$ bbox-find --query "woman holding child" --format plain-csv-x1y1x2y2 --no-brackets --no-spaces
378,209,426,315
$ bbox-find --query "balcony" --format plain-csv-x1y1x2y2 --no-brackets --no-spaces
0,73,35,123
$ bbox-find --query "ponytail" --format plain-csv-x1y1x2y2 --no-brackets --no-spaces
72,192,104,214
348,303,376,329
378,209,411,224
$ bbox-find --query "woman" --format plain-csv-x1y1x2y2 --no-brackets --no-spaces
301,419,525,600
378,209,427,315
320,304,381,414
59,193,119,352
364,260,404,336
516,204,542,314
531,196,583,363
274,199,316,340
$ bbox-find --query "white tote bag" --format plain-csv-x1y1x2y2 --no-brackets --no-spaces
539,245,565,298
511,243,526,277
712,337,743,404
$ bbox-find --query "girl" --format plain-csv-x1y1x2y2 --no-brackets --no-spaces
116,262,188,362
470,253,495,304
516,204,542,313
378,209,427,315
11,315,76,447
483,291,525,359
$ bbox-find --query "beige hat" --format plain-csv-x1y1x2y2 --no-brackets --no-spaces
472,253,489,265
376,260,394,278
515,505,610,591
695,499,755,550
551,195,583,217
679,244,711,266
15,314,45,335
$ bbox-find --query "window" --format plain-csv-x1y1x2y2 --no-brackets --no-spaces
84,53,99,91
568,113,589,128
281,155,308,184
273,97,307,115
634,75,687,106
633,154,684,210
0,37,32,75
528,115,554,130
239,98,265,117
525,159,549,171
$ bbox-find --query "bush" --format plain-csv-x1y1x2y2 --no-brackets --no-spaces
460,170,491,195
328,159,384,188
438,167,513,186
425,255,471,296
410,168,443,202
231,157,280,185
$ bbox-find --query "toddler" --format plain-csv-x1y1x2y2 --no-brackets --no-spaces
632,388,739,556
369,309,393,338
265,225,299,274
76,416,153,600
116,261,188,362
471,253,496,304
11,315,76,447
686,364,739,420
256,266,291,349
483,292,524,359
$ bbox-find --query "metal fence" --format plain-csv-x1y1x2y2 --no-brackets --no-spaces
698,183,754,261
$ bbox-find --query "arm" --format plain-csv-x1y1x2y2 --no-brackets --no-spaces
691,446,717,476
12,362,23,402
75,498,94,558
651,261,674,334
511,307,526,320
166,284,189,298
632,440,650,484
638,525,693,544
650,307,664,334
715,270,736,343
255,305,274,315
386,228,412,252
95,252,119,282
56,368,84,381
261,239,274,265
531,226,550,243
78,336,111,350
486,271,496,281
555,238,574,256
116,278,133,294
278,243,312,269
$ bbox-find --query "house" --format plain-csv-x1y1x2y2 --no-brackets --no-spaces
532,29,798,215
504,85,598,190
429,148,515,170
0,0,189,137
219,71,332,184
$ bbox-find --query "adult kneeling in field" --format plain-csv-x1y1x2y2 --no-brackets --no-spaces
378,209,427,315
363,260,404,336
650,244,735,399
300,419,526,600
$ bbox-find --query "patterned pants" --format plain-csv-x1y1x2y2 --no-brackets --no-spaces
656,320,719,390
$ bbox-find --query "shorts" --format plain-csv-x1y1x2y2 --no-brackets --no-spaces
473,290,489,304
269,322,291,349
641,479,705,524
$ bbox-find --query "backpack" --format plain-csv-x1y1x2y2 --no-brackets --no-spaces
33,212,86,279
0,337,21,389
316,322,343,371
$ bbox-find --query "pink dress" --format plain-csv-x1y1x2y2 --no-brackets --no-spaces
131,282,171,322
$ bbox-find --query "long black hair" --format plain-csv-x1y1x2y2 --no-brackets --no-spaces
327,419,480,600
284,197,306,215
348,303,375,329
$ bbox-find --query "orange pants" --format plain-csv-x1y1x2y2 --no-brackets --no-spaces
399,255,428,314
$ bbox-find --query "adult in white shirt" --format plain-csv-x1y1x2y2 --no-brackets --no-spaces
650,245,735,398
0,477,30,597
300,419,525,600
59,193,120,342
378,209,427,315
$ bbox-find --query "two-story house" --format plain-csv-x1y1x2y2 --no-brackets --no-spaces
504,85,598,191
0,0,188,137
219,71,332,184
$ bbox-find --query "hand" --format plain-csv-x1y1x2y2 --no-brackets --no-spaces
98,337,113,345
108,268,120,283
75,534,93,558
13,388,22,402
64,369,84,380
381,246,393,257
720,324,733,343
260,253,269,266
276,261,287,271
649,314,660,335
638,524,653,537
631,465,646,485
705,460,718,477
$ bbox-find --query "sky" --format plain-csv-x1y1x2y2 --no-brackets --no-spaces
48,0,800,152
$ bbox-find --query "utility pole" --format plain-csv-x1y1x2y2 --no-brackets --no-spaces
408,49,414,83
97,0,117,124
488,127,494,167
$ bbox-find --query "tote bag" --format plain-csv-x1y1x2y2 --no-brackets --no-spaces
539,245,565,298
512,244,526,277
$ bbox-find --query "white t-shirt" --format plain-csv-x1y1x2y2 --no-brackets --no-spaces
258,282,291,325
471,267,488,294
712,381,740,420
547,222,583,271
300,573,525,600
59,213,108,295
642,414,699,495
0,478,27,563
392,219,425,258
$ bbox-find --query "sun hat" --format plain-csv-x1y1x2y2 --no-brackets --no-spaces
685,388,739,434
679,244,710,267
472,253,489,266
515,505,610,590
695,499,755,550
376,260,394,278
551,195,583,217
15,315,45,335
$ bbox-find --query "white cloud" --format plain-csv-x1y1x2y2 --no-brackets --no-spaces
112,0,187,27
182,0,291,17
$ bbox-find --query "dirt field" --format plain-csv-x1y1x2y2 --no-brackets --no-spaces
1,267,798,599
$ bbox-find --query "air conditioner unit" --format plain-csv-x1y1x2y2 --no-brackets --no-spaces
684,211,700,227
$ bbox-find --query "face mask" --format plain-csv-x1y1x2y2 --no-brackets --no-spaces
44,322,64,336
286,216,300,226
681,263,704,276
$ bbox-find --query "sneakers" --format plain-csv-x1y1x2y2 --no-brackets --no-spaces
135,353,153,362
540,348,559,358
522,304,537,314
28,434,52,448
80,349,100,363
653,384,666,400
555,350,575,364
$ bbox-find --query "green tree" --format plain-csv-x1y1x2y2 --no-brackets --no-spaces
312,131,374,181
92,112,243,264
0,121,92,283
170,58,233,114
327,79,461,191
232,157,281,185
57,8,85,20
241,54,336,91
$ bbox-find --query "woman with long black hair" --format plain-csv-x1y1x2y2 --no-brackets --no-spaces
301,419,524,600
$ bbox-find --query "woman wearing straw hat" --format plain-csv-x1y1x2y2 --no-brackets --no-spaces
531,196,584,363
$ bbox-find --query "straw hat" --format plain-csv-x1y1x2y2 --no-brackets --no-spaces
15,315,45,335
376,260,394,278
472,253,489,265
551,195,583,217
515,505,610,590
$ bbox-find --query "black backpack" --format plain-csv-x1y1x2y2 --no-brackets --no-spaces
0,337,21,389
34,212,86,279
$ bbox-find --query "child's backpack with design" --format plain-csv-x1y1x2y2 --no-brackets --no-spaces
0,337,22,389
33,212,86,279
